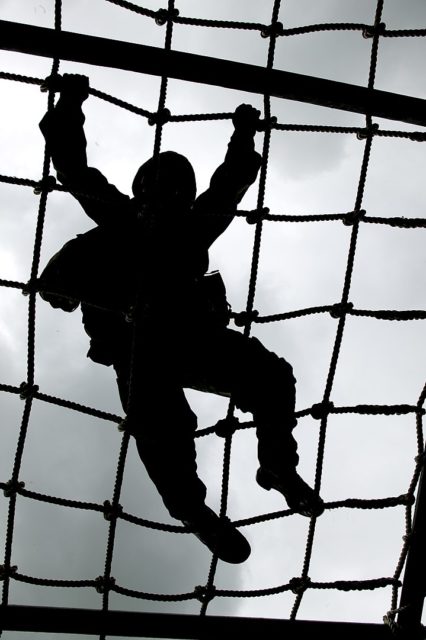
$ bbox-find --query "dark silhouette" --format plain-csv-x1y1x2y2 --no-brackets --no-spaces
39,74,323,564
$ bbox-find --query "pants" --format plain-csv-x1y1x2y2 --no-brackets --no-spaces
113,327,299,520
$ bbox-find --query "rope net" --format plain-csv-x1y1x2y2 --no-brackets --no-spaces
0,0,425,636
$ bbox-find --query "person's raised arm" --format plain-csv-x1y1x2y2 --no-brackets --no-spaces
39,74,130,226
193,104,262,249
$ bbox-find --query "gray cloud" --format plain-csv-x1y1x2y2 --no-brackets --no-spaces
1,0,426,636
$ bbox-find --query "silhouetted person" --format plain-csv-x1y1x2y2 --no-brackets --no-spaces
39,74,323,564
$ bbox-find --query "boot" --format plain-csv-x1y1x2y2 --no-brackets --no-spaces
256,467,324,518
182,505,251,564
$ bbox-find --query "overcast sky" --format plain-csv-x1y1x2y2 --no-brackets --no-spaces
1,1,426,639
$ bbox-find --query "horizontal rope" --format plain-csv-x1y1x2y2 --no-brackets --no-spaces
216,577,400,600
274,123,426,141
11,572,96,589
236,495,413,528
0,383,122,424
1,172,425,233
103,3,426,39
5,570,398,601
0,566,400,609
112,583,196,602
2,72,426,142
0,481,187,532
237,305,426,324
0,479,413,532
1,382,422,439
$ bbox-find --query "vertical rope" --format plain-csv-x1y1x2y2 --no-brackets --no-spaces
200,0,282,617
152,0,175,158
99,433,130,640
1,0,62,608
290,0,385,620
98,4,177,637
123,0,176,422
389,382,426,618
244,3,280,334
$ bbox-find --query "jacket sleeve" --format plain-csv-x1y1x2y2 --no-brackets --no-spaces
192,128,262,249
39,95,131,226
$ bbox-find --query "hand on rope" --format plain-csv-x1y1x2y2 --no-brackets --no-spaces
232,103,261,136
41,73,90,103
58,73,90,103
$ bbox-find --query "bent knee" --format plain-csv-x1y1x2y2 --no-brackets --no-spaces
233,343,296,414
246,336,296,385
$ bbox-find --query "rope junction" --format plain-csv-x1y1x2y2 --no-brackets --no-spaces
0,1,426,638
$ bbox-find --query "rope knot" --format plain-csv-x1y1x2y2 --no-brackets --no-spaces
362,22,386,39
19,381,39,400
33,175,57,195
95,575,116,594
403,493,415,506
124,306,135,324
233,309,259,327
343,209,366,226
194,584,216,603
246,207,269,224
384,607,425,638
21,279,37,296
214,415,239,438
0,564,17,580
155,7,179,26
258,117,277,132
356,123,379,140
261,22,284,38
117,417,128,432
289,576,311,594
103,500,123,521
383,612,400,634
329,302,353,319
148,108,171,126
3,479,25,497
311,401,334,420
383,611,419,638
40,73,62,93
415,451,426,466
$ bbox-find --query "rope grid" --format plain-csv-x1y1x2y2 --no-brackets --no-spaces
0,0,425,634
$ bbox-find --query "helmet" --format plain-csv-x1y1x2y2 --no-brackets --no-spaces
132,151,196,208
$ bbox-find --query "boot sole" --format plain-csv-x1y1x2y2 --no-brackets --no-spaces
256,467,324,518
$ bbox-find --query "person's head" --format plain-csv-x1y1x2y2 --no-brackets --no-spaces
132,151,196,214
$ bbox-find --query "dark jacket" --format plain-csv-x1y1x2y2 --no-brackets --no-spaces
39,95,261,365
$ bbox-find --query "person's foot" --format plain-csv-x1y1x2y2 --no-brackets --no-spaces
182,505,251,564
256,467,324,517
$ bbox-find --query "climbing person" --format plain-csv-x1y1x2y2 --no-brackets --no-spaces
38,73,324,565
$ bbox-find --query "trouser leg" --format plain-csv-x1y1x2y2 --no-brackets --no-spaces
114,356,207,521
238,338,300,472
183,328,299,472
183,329,324,518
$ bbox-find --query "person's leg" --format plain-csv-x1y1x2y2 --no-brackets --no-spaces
183,328,323,517
114,349,251,563
114,357,206,520
183,329,298,466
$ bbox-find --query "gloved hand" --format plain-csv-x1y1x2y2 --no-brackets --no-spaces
59,73,90,103
232,104,261,135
